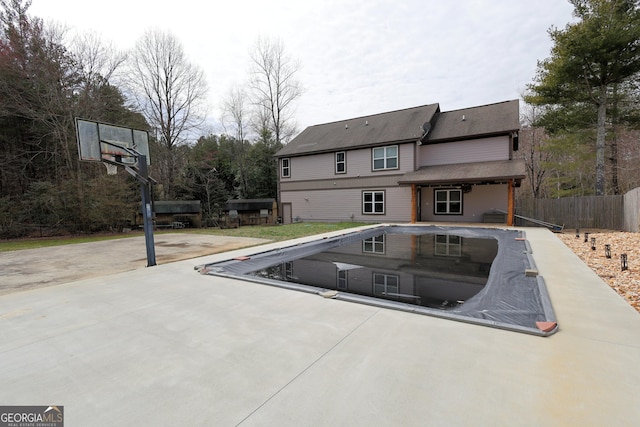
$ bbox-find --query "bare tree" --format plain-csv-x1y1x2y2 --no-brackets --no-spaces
72,31,126,88
249,36,302,145
221,87,250,196
126,28,208,198
221,87,249,142
519,101,555,199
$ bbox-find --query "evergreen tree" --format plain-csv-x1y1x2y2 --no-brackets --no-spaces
526,0,640,195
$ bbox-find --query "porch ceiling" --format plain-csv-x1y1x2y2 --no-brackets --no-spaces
398,159,526,185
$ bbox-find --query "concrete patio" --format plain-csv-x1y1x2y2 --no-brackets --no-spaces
0,226,639,426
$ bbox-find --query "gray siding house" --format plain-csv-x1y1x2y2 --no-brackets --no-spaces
274,100,524,225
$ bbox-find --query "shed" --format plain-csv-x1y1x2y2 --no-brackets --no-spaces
144,200,202,228
223,199,277,227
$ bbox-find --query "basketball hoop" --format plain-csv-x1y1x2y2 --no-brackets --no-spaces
105,163,118,175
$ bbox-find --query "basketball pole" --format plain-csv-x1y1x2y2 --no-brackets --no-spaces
138,154,157,267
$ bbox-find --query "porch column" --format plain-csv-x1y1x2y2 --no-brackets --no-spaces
507,179,514,226
411,184,417,223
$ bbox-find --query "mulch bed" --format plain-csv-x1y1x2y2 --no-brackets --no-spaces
557,231,640,313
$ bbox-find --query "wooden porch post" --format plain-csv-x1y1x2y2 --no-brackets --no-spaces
411,184,417,223
507,179,514,226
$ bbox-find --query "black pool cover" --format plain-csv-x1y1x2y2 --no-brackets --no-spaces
199,225,558,336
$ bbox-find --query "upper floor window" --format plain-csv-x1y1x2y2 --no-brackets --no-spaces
337,269,348,290
434,234,462,257
281,158,290,178
372,145,398,170
335,151,346,174
434,188,462,215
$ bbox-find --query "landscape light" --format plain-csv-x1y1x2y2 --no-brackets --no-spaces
591,237,596,251
575,228,580,238
584,232,589,243
621,254,628,271
605,244,611,259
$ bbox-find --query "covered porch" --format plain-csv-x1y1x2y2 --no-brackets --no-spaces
398,159,526,225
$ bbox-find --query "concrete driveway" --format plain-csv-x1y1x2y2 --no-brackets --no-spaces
0,227,639,426
0,233,268,295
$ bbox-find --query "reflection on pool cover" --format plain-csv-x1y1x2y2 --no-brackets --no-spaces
199,225,558,336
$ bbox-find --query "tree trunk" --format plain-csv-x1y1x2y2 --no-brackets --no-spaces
595,85,607,196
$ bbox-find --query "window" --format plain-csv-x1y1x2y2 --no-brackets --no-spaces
373,273,399,296
337,270,348,290
335,151,346,174
283,262,293,280
363,191,385,214
372,146,398,170
363,234,385,253
434,189,462,214
281,158,290,178
434,234,462,257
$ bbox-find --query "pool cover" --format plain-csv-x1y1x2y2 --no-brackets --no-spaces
199,225,558,336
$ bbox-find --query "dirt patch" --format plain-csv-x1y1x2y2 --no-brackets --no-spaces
557,231,640,312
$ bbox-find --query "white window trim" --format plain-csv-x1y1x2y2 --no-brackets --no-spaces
434,188,463,215
337,270,348,290
281,158,290,178
434,234,463,257
335,151,346,174
373,273,399,296
362,190,385,215
372,145,399,171
363,234,385,253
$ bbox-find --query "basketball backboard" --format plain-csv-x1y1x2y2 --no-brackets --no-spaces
76,118,150,166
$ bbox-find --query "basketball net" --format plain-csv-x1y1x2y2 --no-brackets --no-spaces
105,163,118,176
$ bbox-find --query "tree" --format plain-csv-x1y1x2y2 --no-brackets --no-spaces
0,0,81,184
0,0,147,235
127,28,208,199
221,87,250,197
518,102,555,199
526,0,640,195
245,127,281,199
249,36,302,145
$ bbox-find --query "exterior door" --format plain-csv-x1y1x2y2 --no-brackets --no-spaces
282,203,292,224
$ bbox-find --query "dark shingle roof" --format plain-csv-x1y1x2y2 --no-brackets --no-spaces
275,103,440,157
153,201,201,214
225,199,276,211
397,159,526,185
274,100,520,158
425,100,520,143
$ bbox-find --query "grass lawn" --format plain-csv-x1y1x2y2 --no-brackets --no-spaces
0,222,370,252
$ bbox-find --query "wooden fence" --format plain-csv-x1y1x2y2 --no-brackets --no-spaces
516,193,632,231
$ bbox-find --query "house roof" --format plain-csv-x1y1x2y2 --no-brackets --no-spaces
397,159,526,185
424,99,520,143
274,103,440,157
274,100,520,158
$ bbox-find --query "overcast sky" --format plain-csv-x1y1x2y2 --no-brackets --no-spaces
30,0,575,135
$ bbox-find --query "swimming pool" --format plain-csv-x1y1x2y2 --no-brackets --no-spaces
199,225,558,336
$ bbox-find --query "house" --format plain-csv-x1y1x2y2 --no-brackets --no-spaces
274,100,524,225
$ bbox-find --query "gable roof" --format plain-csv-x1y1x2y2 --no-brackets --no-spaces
424,100,520,143
275,103,440,157
274,99,520,158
